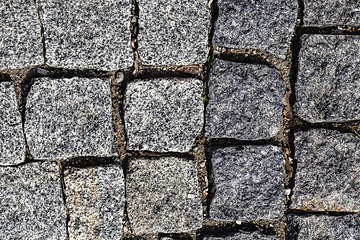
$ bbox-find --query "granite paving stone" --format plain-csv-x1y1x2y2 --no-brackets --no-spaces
304,0,360,26
138,0,209,65
64,163,124,240
124,78,203,152
0,162,66,239
205,59,284,140
0,0,43,70
291,128,360,212
204,231,277,240
214,0,297,59
294,35,360,122
286,214,360,239
209,146,285,221
0,82,26,165
38,0,132,71
25,77,117,160
126,157,203,234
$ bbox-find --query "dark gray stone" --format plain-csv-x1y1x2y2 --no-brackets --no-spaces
204,231,277,240
25,77,117,160
304,0,360,26
205,59,284,140
124,78,203,152
0,162,66,239
0,0,43,70
292,129,360,212
126,157,203,234
294,35,360,122
138,0,209,65
214,0,297,58
209,146,285,221
38,0,132,71
64,163,124,240
0,82,26,165
286,214,360,239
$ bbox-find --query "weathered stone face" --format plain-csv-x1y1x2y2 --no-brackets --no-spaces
204,231,278,240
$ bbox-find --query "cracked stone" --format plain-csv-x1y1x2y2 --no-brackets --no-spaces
25,77,117,160
204,231,277,240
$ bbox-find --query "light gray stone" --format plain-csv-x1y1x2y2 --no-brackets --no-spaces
294,35,360,122
209,146,285,221
291,128,360,212
0,0,43,70
25,77,117,160
214,0,297,58
286,214,360,239
38,0,132,71
204,231,277,240
0,162,66,239
205,59,284,140
126,157,203,234
124,78,204,152
64,163,125,240
138,0,209,65
0,82,26,165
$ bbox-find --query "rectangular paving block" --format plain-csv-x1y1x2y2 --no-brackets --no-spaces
0,82,26,165
209,146,285,221
38,0,132,71
205,59,284,140
292,128,360,212
294,35,360,122
0,0,43,70
304,0,360,26
138,0,209,65
126,157,203,234
214,0,297,58
64,163,124,240
204,231,277,240
24,77,117,160
124,78,204,152
0,162,66,239
286,214,360,239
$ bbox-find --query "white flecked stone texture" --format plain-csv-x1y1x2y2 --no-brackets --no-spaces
38,0,132,71
124,78,204,152
138,0,209,65
204,231,277,240
0,0,43,70
126,157,203,234
25,77,117,160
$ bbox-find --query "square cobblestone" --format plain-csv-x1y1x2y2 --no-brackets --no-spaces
209,146,285,221
126,157,203,234
204,231,277,240
294,35,360,122
38,0,132,71
25,77,117,160
124,78,203,152
138,0,209,65
0,162,66,239
205,59,284,140
0,0,43,70
291,128,360,212
64,163,124,240
214,0,297,58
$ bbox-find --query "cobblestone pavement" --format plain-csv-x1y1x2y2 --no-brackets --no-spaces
0,0,360,239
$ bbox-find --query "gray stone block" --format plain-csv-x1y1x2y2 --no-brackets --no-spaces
0,82,26,165
126,157,203,234
64,163,125,240
209,146,285,221
25,77,117,160
0,0,43,70
286,214,360,239
124,78,203,152
294,35,360,122
205,59,284,140
204,231,277,240
304,0,360,26
292,128,360,212
138,0,209,65
214,0,297,58
38,0,132,71
0,162,66,239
